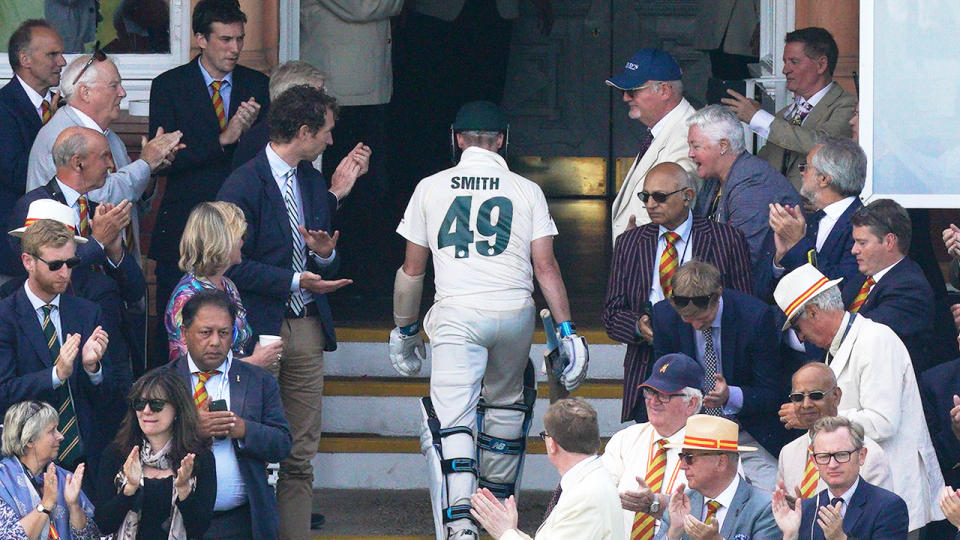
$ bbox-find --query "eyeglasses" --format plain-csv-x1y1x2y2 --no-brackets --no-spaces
34,255,82,271
787,389,833,403
71,41,106,85
637,188,685,204
625,83,658,97
643,388,684,404
812,448,860,465
677,452,722,466
538,431,551,441
670,294,714,309
132,398,168,413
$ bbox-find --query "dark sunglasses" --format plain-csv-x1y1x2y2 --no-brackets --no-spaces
788,389,832,403
637,188,686,204
670,294,714,309
677,452,722,465
132,398,168,413
35,255,82,271
71,41,107,85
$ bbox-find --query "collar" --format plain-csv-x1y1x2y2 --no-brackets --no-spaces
15,75,50,109
653,423,686,444
828,312,852,357
799,81,834,107
266,143,299,178
560,455,599,490
870,257,904,283
650,98,687,138
821,196,856,219
458,146,510,170
831,476,859,506
658,211,693,242
198,59,234,89
708,473,740,510
23,281,60,312
708,296,724,329
186,350,232,375
54,178,83,208
67,105,105,134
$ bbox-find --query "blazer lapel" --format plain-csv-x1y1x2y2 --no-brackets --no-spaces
16,290,53,367
296,162,317,230
803,83,844,127
8,81,42,132
719,299,737,380
228,362,249,419
719,480,750,539
690,218,711,261
258,153,295,256
840,480,868,536
637,226,659,303
188,57,224,130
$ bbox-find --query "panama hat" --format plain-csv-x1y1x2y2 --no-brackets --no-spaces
664,414,756,452
9,199,88,243
773,263,843,331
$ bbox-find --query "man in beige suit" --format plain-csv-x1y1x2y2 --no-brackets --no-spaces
471,398,624,540
606,48,696,244
723,27,856,191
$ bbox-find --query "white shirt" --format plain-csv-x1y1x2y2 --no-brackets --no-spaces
23,282,102,388
649,211,694,304
699,474,741,529
186,352,247,510
397,146,557,310
816,196,856,251
15,75,52,120
825,477,859,518
749,82,835,138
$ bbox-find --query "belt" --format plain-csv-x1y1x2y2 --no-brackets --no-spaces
285,301,319,319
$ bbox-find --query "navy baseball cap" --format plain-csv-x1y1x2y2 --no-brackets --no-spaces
606,48,683,90
640,353,704,394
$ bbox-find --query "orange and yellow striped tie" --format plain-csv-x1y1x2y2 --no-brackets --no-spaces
41,99,52,124
659,232,680,297
849,276,875,313
210,80,227,131
631,439,667,540
704,500,722,525
193,370,220,409
800,445,820,498
77,196,90,237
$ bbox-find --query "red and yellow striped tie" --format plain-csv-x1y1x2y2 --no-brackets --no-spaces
631,439,667,540
704,500,721,525
41,99,52,124
849,276,875,313
800,445,820,498
77,196,90,237
46,522,60,539
193,370,220,409
659,232,680,297
210,80,227,131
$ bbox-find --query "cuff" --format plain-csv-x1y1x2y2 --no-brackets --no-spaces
52,366,63,388
723,386,744,415
291,272,301,293
311,248,336,267
86,363,103,385
749,109,775,138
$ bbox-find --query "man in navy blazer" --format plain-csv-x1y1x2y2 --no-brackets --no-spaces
167,289,292,540
652,261,788,488
0,21,67,277
773,416,908,540
148,0,269,367
217,84,358,539
0,217,114,499
601,162,753,424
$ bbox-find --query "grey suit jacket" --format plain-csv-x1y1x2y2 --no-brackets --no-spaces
657,476,780,540
25,105,152,266
757,82,857,190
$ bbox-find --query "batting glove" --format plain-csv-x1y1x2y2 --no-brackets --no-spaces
389,323,425,376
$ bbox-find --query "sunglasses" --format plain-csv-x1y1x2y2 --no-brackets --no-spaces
625,83,658,97
71,41,106,85
637,188,685,204
677,452,722,465
787,389,833,403
811,448,861,465
35,255,82,271
670,294,714,309
132,398,168,413
538,431,551,441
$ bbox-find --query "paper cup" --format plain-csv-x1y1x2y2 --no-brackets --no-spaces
259,335,281,347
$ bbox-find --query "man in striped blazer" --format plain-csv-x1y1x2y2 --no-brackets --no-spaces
602,162,753,423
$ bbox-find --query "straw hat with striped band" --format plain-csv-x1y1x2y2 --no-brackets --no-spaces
773,263,843,331
664,414,756,452
9,199,87,243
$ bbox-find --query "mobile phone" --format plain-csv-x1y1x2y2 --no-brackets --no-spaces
209,399,228,412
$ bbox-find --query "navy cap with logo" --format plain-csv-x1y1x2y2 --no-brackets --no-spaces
606,48,683,91
639,353,704,394
451,100,508,132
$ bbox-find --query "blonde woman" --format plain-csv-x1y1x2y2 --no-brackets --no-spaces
164,202,282,366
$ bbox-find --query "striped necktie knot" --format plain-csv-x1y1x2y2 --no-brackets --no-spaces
41,99,52,124
704,499,722,525
849,276,875,313
193,369,221,409
210,80,227,131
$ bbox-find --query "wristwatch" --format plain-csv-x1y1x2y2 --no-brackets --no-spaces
36,503,51,515
648,496,661,514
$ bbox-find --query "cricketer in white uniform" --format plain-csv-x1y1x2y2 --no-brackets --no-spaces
390,101,588,540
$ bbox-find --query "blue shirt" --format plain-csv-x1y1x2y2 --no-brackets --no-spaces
198,59,234,117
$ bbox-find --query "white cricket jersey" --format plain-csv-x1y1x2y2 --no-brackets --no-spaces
397,146,558,310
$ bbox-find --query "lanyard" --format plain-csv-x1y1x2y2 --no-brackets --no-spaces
826,314,856,365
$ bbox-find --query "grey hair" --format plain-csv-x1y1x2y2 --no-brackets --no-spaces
52,130,89,167
801,285,844,314
812,415,865,450
2,401,58,458
269,60,326,101
680,387,703,414
811,136,867,197
60,55,116,100
459,131,500,150
653,80,683,96
686,104,746,153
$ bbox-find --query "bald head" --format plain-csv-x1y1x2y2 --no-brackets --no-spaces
792,362,836,388
52,126,113,192
647,162,695,191
643,162,696,230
